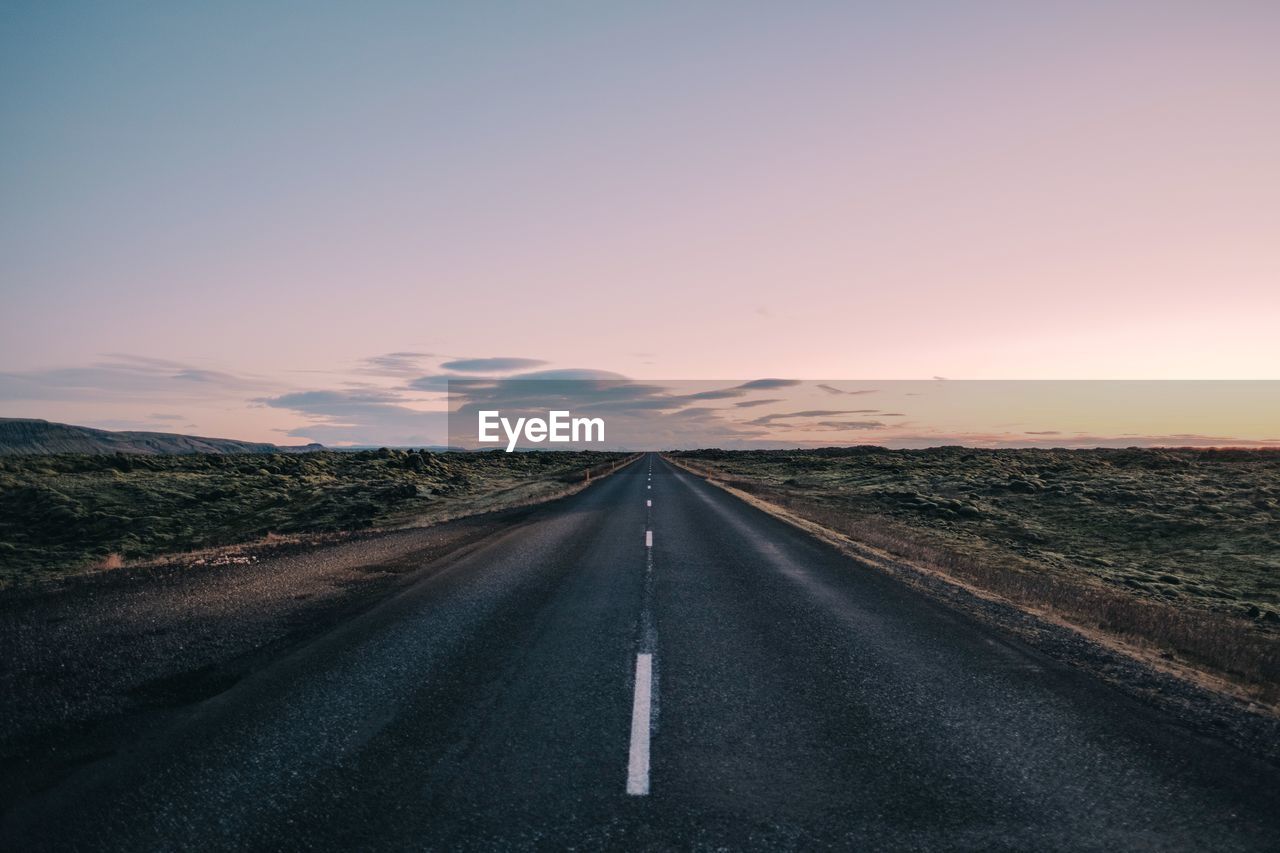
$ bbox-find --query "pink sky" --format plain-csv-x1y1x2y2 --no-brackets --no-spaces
2,3,1277,445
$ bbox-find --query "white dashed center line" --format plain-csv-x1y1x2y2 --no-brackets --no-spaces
626,653,653,796
628,458,657,796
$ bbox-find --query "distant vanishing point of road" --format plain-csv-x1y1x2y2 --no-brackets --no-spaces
3,454,1278,851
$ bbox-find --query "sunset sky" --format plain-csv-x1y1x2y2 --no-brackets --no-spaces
2,2,1278,446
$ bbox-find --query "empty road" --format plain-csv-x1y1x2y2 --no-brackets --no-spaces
4,454,1278,851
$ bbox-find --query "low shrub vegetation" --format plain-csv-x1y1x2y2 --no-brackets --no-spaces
668,447,1280,702
0,449,629,588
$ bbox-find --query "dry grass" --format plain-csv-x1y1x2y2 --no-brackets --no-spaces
93,552,124,571
0,449,635,587
54,455,645,584
672,457,1280,706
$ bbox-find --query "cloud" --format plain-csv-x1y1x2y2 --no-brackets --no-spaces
260,389,405,411
149,413,185,421
746,409,879,426
258,388,445,446
260,366,678,447
100,353,191,370
446,372,669,413
406,375,454,392
412,367,628,394
85,418,190,432
0,356,271,402
625,379,800,409
666,381,794,404
814,420,885,430
172,368,243,383
678,387,750,402
357,352,437,377
509,368,625,381
733,398,783,408
440,357,548,373
736,378,801,390
1024,430,1062,435
815,384,878,396
669,406,723,420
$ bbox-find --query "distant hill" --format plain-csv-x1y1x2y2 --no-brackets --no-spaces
0,419,324,456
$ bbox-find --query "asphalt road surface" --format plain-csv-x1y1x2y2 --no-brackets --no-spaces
4,454,1278,851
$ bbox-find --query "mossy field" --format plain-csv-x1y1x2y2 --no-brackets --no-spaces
668,447,1280,700
670,447,1280,625
0,450,630,588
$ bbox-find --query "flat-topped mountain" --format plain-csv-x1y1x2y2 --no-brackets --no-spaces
0,418,323,455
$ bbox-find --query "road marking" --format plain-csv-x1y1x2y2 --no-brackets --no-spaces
626,653,653,796
647,484,650,490
645,530,653,547
647,499,651,507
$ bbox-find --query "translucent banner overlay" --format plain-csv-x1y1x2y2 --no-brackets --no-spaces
445,380,1280,451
